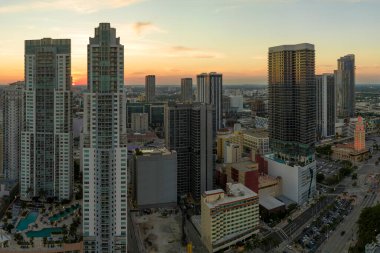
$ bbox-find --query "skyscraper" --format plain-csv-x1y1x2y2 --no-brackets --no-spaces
145,75,156,102
165,103,215,199
21,38,73,201
266,43,316,204
316,74,335,139
196,72,223,130
335,54,355,118
82,23,127,253
181,78,193,102
190,103,215,199
268,43,316,163
165,104,192,196
2,82,23,181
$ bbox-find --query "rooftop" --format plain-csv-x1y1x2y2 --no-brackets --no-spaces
259,174,281,188
269,43,314,53
203,183,257,209
230,158,258,173
259,195,285,210
244,128,269,138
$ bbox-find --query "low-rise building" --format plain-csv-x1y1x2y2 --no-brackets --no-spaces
216,129,243,161
243,129,270,155
265,154,316,205
224,141,242,163
201,183,259,253
131,148,177,208
259,174,281,197
332,116,370,163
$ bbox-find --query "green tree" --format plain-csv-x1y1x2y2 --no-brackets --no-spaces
317,173,325,183
350,204,380,252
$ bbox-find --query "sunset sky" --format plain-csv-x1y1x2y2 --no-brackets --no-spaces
0,0,379,85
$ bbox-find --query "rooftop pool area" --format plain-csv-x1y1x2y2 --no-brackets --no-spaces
26,227,63,238
16,211,39,232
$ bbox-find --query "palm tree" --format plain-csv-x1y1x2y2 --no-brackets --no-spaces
26,186,33,199
38,188,46,201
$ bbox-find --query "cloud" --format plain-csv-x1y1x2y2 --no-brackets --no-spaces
0,0,142,14
132,22,164,35
167,45,223,59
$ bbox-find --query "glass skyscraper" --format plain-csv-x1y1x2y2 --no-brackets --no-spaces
268,43,316,164
335,54,355,118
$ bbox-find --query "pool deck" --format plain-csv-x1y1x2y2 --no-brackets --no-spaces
5,200,82,250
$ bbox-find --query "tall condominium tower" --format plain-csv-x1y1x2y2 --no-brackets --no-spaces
196,72,223,130
190,103,214,199
268,43,316,163
145,75,156,102
82,23,127,253
316,74,335,139
266,43,316,204
21,38,73,201
335,54,355,118
165,103,215,200
2,82,23,181
181,78,193,102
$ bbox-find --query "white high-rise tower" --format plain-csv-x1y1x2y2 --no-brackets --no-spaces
21,38,73,201
82,23,128,253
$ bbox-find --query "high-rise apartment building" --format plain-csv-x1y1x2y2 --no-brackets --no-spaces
181,78,193,102
131,113,149,133
82,23,127,253
145,75,156,102
316,74,335,139
165,104,192,196
266,43,316,204
335,54,355,118
21,38,73,201
190,103,215,199
268,43,316,163
2,82,23,181
197,72,223,130
165,103,215,200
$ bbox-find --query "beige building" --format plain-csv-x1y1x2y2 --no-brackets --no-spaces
216,129,243,161
131,112,149,133
201,183,259,253
243,129,270,155
224,141,242,163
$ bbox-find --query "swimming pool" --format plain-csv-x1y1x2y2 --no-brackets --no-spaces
49,204,80,222
16,211,39,231
26,227,63,238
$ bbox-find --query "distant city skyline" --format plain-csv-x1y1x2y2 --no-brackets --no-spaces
0,0,380,85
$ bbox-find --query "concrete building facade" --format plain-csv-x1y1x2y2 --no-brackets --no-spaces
21,38,73,201
2,82,23,181
181,78,193,103
82,23,127,253
316,74,336,139
131,113,149,133
145,75,156,102
201,183,259,253
197,72,223,131
131,148,177,208
165,103,215,200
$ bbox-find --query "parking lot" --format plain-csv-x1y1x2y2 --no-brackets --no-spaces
316,158,343,177
295,198,353,252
